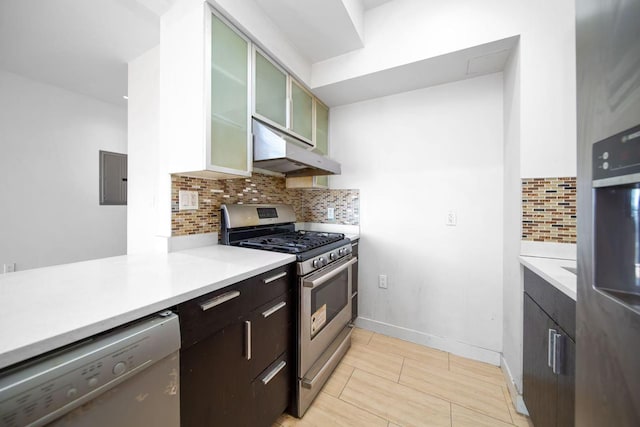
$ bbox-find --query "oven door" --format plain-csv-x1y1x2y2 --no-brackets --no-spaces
299,256,356,376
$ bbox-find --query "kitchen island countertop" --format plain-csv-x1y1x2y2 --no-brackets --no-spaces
0,245,295,370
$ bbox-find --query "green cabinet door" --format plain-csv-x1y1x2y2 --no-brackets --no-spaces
290,80,313,142
254,51,287,128
210,14,249,173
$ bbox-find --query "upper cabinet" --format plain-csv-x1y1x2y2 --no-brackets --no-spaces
253,48,315,147
209,13,251,175
164,6,252,178
163,4,331,179
314,100,329,156
286,99,330,189
290,80,313,143
254,50,287,129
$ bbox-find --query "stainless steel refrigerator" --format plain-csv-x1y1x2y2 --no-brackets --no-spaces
576,0,640,425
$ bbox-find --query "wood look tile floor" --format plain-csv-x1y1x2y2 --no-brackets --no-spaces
274,328,532,427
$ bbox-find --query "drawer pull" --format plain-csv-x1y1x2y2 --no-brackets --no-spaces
548,328,557,367
200,290,240,311
263,271,287,284
245,320,252,360
262,360,287,385
262,301,287,318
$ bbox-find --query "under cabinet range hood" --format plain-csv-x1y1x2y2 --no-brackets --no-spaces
252,119,341,177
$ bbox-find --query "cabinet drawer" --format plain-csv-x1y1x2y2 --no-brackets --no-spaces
249,292,292,380
249,264,294,311
524,268,576,339
252,353,290,427
177,281,252,348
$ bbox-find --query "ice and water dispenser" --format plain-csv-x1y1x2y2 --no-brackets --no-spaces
593,123,640,312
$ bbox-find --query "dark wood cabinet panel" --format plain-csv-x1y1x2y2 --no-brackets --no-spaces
180,321,251,427
524,268,576,339
523,294,558,427
178,263,294,427
249,292,292,380
351,240,359,321
556,335,576,427
523,267,577,427
252,353,291,427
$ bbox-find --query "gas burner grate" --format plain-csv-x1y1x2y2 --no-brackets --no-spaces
237,231,344,254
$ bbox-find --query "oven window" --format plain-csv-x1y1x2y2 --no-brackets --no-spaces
310,267,348,337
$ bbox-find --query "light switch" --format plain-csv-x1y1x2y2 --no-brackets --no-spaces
179,190,199,211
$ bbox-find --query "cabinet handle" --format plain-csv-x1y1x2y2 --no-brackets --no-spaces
553,333,564,375
245,320,252,360
200,290,240,311
262,301,287,318
261,360,287,385
548,328,557,368
263,271,287,284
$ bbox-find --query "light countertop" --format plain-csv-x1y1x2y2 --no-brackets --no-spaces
0,246,295,370
519,256,577,301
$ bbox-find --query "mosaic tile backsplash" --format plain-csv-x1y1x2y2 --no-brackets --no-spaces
522,177,576,243
171,174,359,236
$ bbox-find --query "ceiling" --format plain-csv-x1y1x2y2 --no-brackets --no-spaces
0,0,164,106
254,0,395,63
0,0,507,110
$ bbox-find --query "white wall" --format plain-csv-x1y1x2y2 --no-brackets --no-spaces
0,69,127,270
502,45,524,397
128,46,162,254
312,0,576,178
331,74,505,363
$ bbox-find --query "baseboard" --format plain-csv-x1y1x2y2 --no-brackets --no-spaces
501,356,529,416
354,317,501,366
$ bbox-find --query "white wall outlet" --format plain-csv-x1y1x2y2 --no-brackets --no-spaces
446,210,457,226
178,190,199,211
378,274,388,289
3,263,16,274
327,207,335,220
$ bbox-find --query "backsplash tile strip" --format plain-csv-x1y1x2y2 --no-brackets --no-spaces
522,177,576,243
171,174,359,236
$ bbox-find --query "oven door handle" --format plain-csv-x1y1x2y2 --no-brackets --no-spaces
303,258,357,289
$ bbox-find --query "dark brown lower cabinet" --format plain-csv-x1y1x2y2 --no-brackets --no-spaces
180,321,251,427
351,240,359,321
178,264,294,427
523,268,576,427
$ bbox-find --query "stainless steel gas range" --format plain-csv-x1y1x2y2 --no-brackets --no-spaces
221,204,355,417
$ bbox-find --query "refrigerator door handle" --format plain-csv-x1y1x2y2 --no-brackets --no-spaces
548,328,557,368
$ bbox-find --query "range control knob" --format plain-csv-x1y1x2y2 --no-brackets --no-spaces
329,253,336,261
319,257,327,267
312,259,319,268
88,377,99,388
603,161,609,170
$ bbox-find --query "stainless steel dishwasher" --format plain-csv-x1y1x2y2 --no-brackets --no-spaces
0,311,180,427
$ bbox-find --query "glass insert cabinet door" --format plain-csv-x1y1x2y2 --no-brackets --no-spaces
290,80,313,142
209,13,250,173
314,101,330,187
254,50,287,128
